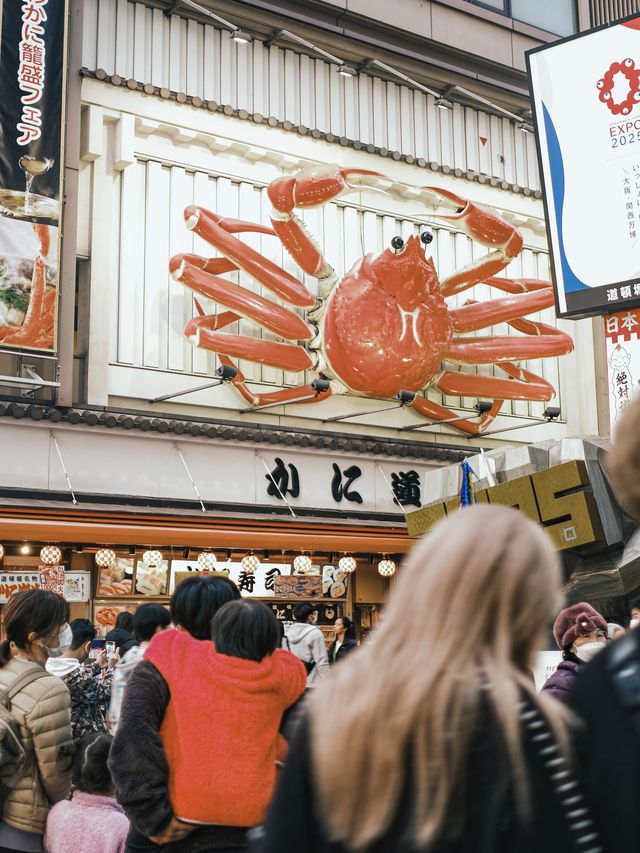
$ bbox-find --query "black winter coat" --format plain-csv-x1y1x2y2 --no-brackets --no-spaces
251,697,601,853
568,630,640,853
327,638,357,665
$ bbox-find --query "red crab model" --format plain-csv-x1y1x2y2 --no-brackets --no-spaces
168,164,572,435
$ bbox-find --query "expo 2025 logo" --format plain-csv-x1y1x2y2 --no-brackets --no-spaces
597,58,640,115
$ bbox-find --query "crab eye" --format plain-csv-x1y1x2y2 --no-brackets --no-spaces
391,236,405,253
420,230,433,245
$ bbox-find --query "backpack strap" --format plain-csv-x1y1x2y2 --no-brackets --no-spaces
607,633,640,738
5,666,49,707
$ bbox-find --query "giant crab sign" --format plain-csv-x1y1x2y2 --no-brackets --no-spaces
168,164,572,435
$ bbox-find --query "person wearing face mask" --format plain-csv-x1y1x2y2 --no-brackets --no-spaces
628,596,640,629
45,619,118,742
0,589,72,853
541,602,608,703
282,604,329,688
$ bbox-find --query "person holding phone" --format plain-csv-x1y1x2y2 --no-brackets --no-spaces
46,619,118,741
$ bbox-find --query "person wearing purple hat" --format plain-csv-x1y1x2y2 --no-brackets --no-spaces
541,602,608,703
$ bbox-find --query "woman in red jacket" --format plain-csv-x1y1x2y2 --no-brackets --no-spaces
110,585,306,853
144,600,306,836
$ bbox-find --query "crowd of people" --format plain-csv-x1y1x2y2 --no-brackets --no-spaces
0,393,639,852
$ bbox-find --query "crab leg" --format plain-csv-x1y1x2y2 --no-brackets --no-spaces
186,305,330,408
411,396,504,436
194,328,314,373
422,188,524,297
435,369,554,401
447,326,573,363
450,287,554,333
171,257,312,341
268,165,384,293
183,206,316,308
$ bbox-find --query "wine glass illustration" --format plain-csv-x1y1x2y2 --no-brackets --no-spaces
19,156,54,214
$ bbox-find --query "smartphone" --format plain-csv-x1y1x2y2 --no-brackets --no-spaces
89,638,106,661
105,641,116,661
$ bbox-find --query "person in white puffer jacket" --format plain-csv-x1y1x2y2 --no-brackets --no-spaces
108,603,170,734
283,603,330,687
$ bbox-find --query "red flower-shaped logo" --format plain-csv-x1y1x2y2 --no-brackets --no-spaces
597,58,640,115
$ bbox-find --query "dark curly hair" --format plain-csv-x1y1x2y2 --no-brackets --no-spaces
72,733,114,795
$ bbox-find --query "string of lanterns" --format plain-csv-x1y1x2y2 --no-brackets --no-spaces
0,544,397,578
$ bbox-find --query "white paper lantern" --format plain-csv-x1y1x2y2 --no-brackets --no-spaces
142,549,163,568
293,554,313,574
338,556,357,573
95,548,116,568
197,551,217,571
0,544,4,559
241,553,260,573
378,559,396,577
40,545,62,566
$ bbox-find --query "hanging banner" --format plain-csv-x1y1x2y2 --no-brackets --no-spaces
0,0,67,350
604,308,640,431
0,570,41,603
527,15,640,318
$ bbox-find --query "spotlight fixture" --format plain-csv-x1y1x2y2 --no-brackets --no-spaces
378,558,396,577
467,406,562,439
95,548,116,568
311,378,331,393
241,553,261,573
230,28,252,44
40,545,62,566
19,544,31,555
435,96,454,110
128,545,136,557
142,549,164,568
217,364,239,381
517,122,535,134
475,400,493,414
338,555,357,573
197,551,217,571
293,554,313,574
395,390,416,405
337,64,358,78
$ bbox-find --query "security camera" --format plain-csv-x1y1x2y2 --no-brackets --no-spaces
311,378,331,393
395,390,416,404
475,400,493,414
544,406,561,420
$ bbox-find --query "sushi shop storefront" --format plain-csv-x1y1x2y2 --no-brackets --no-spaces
0,410,464,644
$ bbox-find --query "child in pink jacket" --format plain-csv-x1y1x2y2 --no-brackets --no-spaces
45,733,129,853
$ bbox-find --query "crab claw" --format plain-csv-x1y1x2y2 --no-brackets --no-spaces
424,187,523,257
423,187,524,296
268,164,384,213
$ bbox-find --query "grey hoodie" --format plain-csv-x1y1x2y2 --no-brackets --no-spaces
283,623,330,687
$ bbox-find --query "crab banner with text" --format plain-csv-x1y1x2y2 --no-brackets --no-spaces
0,0,67,351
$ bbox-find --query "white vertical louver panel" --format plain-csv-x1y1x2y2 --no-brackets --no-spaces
167,166,194,373
82,0,99,70
96,0,115,74
117,160,145,366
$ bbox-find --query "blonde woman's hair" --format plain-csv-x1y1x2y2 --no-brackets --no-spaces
309,504,569,851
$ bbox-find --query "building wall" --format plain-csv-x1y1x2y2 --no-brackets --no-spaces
74,0,600,449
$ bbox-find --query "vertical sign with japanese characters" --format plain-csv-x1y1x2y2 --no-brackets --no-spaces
0,0,67,351
604,308,640,430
